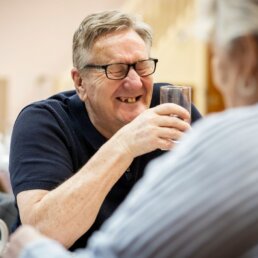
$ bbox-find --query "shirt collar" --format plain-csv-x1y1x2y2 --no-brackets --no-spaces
68,93,107,150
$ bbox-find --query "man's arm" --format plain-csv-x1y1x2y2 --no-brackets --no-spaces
16,103,190,248
17,135,133,248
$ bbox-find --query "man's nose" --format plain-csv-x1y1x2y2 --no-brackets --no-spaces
124,67,142,88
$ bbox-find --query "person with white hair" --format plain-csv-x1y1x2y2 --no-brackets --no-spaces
4,0,258,257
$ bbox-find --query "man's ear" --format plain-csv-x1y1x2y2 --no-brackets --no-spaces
71,68,87,101
234,36,258,101
232,35,258,79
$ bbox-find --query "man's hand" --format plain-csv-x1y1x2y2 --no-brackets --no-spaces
114,103,191,157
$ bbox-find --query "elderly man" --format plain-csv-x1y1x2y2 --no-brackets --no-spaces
9,10,201,251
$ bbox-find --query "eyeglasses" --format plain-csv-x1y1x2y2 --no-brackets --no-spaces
82,58,158,80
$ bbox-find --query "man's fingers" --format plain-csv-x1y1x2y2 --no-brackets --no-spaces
156,115,191,131
153,103,191,121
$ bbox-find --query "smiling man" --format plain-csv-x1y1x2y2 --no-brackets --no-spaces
72,29,156,138
9,10,201,251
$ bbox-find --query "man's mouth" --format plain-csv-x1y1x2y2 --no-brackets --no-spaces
117,96,141,103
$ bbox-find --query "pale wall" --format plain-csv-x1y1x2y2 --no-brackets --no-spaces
0,0,124,132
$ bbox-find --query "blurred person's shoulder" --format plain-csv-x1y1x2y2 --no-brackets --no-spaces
181,103,258,151
192,104,258,132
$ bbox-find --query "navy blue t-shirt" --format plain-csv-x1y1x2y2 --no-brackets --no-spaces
9,83,202,250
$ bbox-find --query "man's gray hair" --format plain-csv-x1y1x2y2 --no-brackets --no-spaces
72,10,153,69
196,0,258,46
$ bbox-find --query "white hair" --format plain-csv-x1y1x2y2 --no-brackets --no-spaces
196,0,258,46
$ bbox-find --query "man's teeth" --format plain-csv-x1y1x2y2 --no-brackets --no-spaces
120,97,137,103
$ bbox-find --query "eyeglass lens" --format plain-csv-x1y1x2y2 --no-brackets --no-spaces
106,59,156,79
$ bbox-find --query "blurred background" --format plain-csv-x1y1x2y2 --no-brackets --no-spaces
0,0,224,185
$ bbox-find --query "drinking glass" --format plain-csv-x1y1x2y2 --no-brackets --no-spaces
160,85,191,118
160,85,191,144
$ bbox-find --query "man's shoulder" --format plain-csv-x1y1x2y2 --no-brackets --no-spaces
35,90,77,108
19,90,77,116
47,90,77,102
13,90,80,133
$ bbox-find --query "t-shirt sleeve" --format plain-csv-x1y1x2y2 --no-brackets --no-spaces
191,103,202,124
9,104,74,196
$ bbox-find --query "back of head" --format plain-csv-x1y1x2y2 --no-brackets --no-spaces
196,0,258,46
72,10,153,70
196,0,258,107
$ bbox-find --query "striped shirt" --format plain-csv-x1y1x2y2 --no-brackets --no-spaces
21,103,258,258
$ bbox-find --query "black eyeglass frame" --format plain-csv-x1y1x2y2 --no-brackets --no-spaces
81,58,158,80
